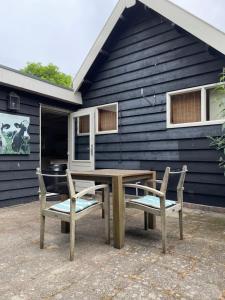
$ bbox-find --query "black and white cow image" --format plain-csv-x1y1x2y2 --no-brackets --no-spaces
0,123,11,153
12,120,30,153
0,120,30,154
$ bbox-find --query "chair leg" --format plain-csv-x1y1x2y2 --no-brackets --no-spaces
161,212,167,254
104,187,110,244
179,210,183,240
70,219,75,261
40,214,45,249
144,212,148,230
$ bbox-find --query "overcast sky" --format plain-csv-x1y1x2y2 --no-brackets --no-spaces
0,0,225,78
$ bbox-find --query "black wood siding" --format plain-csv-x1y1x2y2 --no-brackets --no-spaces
82,4,225,207
0,85,78,206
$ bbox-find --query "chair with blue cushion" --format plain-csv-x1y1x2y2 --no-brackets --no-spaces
124,166,187,254
36,168,110,261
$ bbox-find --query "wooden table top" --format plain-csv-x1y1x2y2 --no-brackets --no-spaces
71,169,155,178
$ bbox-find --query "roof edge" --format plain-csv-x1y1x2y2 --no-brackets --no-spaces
142,0,225,55
72,0,225,93
0,65,82,105
73,0,134,91
125,0,136,8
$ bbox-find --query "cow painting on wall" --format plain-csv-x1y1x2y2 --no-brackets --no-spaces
0,113,30,155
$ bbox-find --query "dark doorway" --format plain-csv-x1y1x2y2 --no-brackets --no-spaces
41,107,68,171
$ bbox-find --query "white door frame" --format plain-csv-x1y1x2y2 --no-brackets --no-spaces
68,107,95,172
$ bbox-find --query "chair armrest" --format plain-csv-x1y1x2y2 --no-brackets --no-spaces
72,184,108,200
177,187,184,191
148,179,163,183
37,173,67,178
124,183,164,198
148,179,163,184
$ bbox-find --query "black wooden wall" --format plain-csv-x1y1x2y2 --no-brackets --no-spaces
0,85,77,207
82,4,225,207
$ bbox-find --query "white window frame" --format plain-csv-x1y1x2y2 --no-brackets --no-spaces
95,102,118,135
167,82,225,128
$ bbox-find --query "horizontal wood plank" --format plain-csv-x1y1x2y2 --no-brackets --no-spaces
82,7,225,207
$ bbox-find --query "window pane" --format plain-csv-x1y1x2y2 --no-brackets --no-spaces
171,91,201,124
79,115,89,134
98,105,117,132
74,117,90,160
206,88,225,121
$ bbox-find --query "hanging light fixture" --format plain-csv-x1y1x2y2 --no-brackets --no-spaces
8,92,20,112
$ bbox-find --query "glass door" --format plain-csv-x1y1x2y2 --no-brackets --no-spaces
68,108,95,191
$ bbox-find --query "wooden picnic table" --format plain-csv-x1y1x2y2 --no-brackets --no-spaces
65,169,156,249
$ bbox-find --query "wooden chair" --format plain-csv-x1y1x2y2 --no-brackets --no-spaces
36,168,110,261
124,166,187,253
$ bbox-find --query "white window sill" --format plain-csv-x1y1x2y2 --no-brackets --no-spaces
167,119,225,129
77,130,118,136
96,130,118,135
77,133,89,136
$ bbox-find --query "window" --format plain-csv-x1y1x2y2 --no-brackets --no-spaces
96,103,118,134
74,115,90,160
167,83,225,128
171,91,201,124
77,115,89,135
206,88,225,121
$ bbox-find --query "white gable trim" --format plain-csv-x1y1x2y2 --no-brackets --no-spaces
141,0,225,56
73,0,136,91
0,66,82,105
125,0,136,8
73,0,225,92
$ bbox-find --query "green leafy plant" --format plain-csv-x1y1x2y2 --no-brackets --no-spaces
21,62,73,88
209,68,225,174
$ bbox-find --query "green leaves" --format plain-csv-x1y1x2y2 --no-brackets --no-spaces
21,62,73,88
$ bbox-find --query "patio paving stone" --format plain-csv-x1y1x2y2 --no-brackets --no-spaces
0,201,225,300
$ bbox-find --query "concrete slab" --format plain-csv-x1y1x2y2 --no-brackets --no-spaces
0,202,224,300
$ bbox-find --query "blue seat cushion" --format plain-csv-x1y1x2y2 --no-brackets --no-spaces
130,195,176,209
50,198,98,213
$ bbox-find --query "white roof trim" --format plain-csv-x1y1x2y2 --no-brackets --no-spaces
0,66,82,105
73,0,225,92
142,0,225,55
125,0,136,8
73,0,136,91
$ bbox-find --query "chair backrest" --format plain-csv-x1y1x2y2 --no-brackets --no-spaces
36,167,67,196
177,165,188,192
66,169,76,199
169,165,188,203
160,167,171,195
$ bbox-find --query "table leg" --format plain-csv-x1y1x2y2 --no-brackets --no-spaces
148,214,156,229
112,176,125,249
61,221,70,233
144,212,148,230
145,174,157,230
143,179,148,230
101,189,105,219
